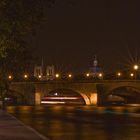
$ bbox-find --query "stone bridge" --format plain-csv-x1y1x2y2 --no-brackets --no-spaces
9,80,140,106
97,81,140,105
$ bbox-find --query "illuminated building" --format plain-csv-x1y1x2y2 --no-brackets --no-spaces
34,59,55,80
89,55,103,78
34,59,44,80
34,66,43,79
46,65,55,80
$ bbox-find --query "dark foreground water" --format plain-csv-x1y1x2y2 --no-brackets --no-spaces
5,105,140,140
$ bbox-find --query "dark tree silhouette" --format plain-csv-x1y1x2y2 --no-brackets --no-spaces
0,0,55,103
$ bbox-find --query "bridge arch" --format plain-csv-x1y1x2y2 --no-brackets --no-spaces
107,86,140,104
41,88,90,105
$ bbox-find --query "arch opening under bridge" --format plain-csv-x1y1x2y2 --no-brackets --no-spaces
106,86,140,104
41,88,91,105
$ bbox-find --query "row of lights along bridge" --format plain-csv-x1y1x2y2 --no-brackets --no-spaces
7,64,139,81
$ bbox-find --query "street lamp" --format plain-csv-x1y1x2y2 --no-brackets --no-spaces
130,73,134,78
24,74,28,79
98,73,103,79
86,73,90,77
8,75,12,80
38,75,42,79
117,72,121,77
133,64,139,70
68,74,72,78
55,74,60,78
133,64,139,79
117,72,122,79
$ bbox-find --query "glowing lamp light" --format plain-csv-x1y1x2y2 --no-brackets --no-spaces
55,74,60,78
99,73,103,78
133,65,139,70
130,73,134,77
117,72,121,76
86,73,90,77
68,74,72,78
8,75,12,80
24,74,28,79
38,75,42,79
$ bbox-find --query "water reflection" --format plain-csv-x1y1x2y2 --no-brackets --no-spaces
5,106,140,140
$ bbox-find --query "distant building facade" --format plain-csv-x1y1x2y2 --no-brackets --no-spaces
34,60,55,80
89,55,103,77
46,65,55,80
34,66,43,78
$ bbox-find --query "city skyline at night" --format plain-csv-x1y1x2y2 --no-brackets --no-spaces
1,1,140,140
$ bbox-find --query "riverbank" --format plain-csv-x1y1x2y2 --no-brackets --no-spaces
0,109,49,140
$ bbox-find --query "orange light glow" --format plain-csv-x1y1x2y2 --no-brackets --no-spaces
130,73,134,77
117,72,121,76
68,74,72,78
24,74,28,79
55,74,60,78
8,75,12,80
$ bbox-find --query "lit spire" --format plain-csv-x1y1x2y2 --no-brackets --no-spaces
93,55,98,67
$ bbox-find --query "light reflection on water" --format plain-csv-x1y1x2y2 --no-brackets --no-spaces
5,105,140,140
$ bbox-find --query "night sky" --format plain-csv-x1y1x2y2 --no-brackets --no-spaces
29,0,140,74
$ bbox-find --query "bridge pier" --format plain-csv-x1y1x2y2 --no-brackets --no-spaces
90,93,98,105
35,92,42,105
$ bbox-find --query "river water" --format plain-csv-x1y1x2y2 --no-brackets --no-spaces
5,105,140,140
